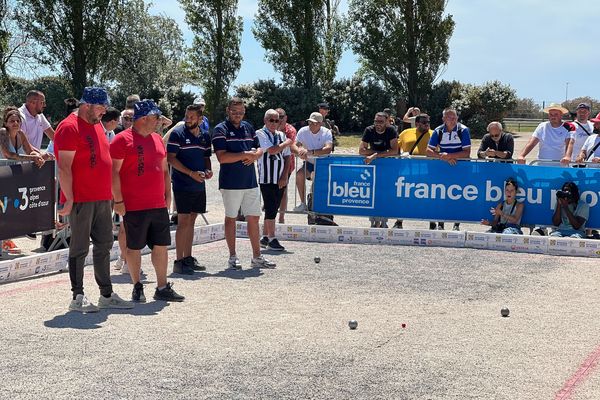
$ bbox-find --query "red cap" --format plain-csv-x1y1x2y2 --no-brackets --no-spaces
591,112,600,123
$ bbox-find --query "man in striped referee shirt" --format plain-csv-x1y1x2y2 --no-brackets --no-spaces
257,109,292,251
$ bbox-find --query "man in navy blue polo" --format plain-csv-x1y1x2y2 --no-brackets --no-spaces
167,103,213,274
212,97,276,270
426,107,472,231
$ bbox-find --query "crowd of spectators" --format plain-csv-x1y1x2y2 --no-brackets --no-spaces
0,91,598,301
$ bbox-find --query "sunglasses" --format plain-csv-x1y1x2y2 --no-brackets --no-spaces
268,118,279,123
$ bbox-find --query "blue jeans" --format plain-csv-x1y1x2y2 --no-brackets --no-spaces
549,229,584,238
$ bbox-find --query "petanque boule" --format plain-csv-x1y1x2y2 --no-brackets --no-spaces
501,307,510,317
348,320,358,330
314,256,321,264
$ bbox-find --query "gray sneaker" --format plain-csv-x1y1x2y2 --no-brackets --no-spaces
228,255,242,270
251,255,276,268
98,292,134,309
69,294,99,313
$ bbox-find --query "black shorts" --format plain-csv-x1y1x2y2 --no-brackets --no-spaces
174,191,207,214
260,184,285,220
123,207,171,250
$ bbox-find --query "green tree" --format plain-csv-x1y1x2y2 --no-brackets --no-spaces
180,0,242,122
99,0,188,109
16,0,117,95
349,0,454,105
253,0,346,89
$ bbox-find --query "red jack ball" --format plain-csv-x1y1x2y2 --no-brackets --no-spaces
401,323,406,328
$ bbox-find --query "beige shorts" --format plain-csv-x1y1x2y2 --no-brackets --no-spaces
220,187,262,218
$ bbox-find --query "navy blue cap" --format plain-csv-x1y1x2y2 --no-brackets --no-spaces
80,87,110,106
133,99,162,120
317,102,330,109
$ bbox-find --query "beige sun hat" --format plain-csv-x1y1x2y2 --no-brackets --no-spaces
542,103,569,114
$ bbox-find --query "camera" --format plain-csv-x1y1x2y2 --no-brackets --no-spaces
556,190,572,200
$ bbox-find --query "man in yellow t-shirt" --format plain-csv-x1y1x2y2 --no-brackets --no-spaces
394,114,440,230
398,114,432,156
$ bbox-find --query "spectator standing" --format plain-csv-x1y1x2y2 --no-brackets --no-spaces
166,104,213,274
426,108,472,231
291,112,333,212
517,103,575,165
257,109,292,251
193,97,210,134
275,107,297,224
212,97,276,269
359,112,398,228
477,122,514,160
114,109,134,135
111,99,184,302
318,102,339,150
101,107,121,143
18,90,55,151
570,102,594,161
54,87,133,312
402,107,421,130
397,113,439,230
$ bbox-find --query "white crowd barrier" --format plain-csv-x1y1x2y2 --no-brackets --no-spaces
0,223,225,284
2,222,599,285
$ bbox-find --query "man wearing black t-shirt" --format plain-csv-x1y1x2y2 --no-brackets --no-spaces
359,112,399,164
359,112,398,227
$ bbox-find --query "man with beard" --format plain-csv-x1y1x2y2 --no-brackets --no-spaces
166,104,213,274
55,87,133,312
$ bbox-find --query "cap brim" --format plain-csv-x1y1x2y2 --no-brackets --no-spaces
307,118,320,123
591,118,600,123
542,107,569,114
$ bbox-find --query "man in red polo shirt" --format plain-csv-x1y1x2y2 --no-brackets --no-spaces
55,87,133,312
111,99,184,303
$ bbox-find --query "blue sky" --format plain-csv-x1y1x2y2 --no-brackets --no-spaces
150,0,600,104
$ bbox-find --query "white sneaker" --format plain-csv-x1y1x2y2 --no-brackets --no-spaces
97,292,134,309
293,203,308,212
114,258,124,271
69,294,99,313
228,256,242,270
120,263,143,275
251,255,276,269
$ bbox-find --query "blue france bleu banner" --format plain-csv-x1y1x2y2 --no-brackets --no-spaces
312,156,600,228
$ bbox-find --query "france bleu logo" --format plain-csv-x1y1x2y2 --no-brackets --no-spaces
327,164,376,209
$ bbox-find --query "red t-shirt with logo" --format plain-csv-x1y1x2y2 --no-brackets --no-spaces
54,113,112,203
109,128,167,212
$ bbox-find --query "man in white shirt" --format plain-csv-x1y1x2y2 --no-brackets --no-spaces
570,102,594,161
517,103,575,165
291,112,333,212
19,90,54,150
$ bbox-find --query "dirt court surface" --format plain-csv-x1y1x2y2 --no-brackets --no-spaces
1,238,600,400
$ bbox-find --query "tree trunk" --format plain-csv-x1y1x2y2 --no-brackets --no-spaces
213,0,225,120
71,0,87,95
405,0,418,106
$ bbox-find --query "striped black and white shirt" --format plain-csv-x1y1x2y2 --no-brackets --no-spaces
256,127,291,185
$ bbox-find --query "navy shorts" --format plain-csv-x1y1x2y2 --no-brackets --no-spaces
174,191,207,214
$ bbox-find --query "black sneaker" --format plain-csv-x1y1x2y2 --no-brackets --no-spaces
186,256,206,271
392,220,403,229
154,282,185,302
453,223,460,231
429,222,437,230
437,222,445,230
131,282,146,303
173,259,194,275
260,236,269,248
267,238,285,251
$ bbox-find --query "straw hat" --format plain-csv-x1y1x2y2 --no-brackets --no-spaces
542,103,569,114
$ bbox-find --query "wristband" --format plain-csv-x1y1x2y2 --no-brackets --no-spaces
115,200,124,204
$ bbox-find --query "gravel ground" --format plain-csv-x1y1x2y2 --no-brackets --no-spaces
4,131,599,399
